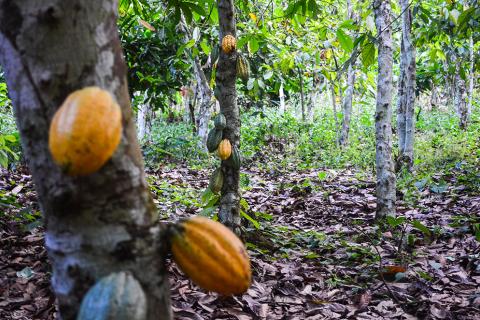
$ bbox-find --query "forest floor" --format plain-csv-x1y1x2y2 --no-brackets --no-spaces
1,160,480,320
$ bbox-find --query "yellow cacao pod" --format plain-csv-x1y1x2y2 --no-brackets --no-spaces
49,87,122,176
221,35,236,54
217,139,232,160
170,216,251,295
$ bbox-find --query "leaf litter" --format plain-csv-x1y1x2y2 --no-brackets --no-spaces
1,163,479,319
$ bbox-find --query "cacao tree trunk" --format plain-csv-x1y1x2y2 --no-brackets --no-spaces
279,82,286,114
194,57,213,149
374,0,396,218
216,0,241,234
0,1,172,319
298,68,306,121
430,80,439,110
180,17,211,147
138,98,148,141
396,0,416,171
454,58,468,130
137,91,152,141
339,63,356,146
330,82,340,143
468,35,474,118
339,0,357,147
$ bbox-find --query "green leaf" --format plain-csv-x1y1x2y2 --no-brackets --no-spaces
336,29,353,52
188,2,207,16
199,39,211,55
457,7,475,31
240,209,260,229
304,252,320,259
317,171,327,181
0,151,8,168
248,38,260,54
449,9,460,25
3,135,16,143
307,0,319,18
386,216,406,228
185,39,196,49
240,197,250,211
263,70,274,80
411,220,431,237
361,42,375,68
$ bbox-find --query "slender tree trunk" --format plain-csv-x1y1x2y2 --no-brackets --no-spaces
339,0,357,146
180,17,212,148
0,1,172,319
138,99,148,141
396,0,416,171
468,35,474,117
307,81,318,122
279,82,286,114
339,63,356,146
194,57,212,149
454,58,468,129
330,82,340,143
298,68,305,121
430,80,438,110
216,0,241,233
374,0,396,218
182,87,191,123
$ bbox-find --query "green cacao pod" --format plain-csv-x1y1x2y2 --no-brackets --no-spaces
77,272,147,320
207,129,223,152
214,113,227,130
225,145,241,170
236,55,250,81
208,167,224,194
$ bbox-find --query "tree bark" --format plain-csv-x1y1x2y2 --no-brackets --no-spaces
339,0,357,147
279,82,286,114
454,58,468,129
216,0,241,233
430,80,439,110
0,1,171,319
298,67,305,121
468,35,474,118
330,82,340,143
194,57,213,149
137,91,152,141
180,17,211,147
339,63,356,146
138,101,147,140
396,0,416,171
374,0,396,218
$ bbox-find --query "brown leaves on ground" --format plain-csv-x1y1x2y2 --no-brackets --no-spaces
1,164,479,319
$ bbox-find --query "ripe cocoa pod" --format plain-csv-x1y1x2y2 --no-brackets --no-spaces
221,34,236,54
170,216,251,295
217,139,232,160
49,87,122,176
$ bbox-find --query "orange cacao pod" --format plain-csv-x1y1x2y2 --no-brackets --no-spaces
49,87,122,176
221,34,236,54
170,216,251,295
217,139,232,160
